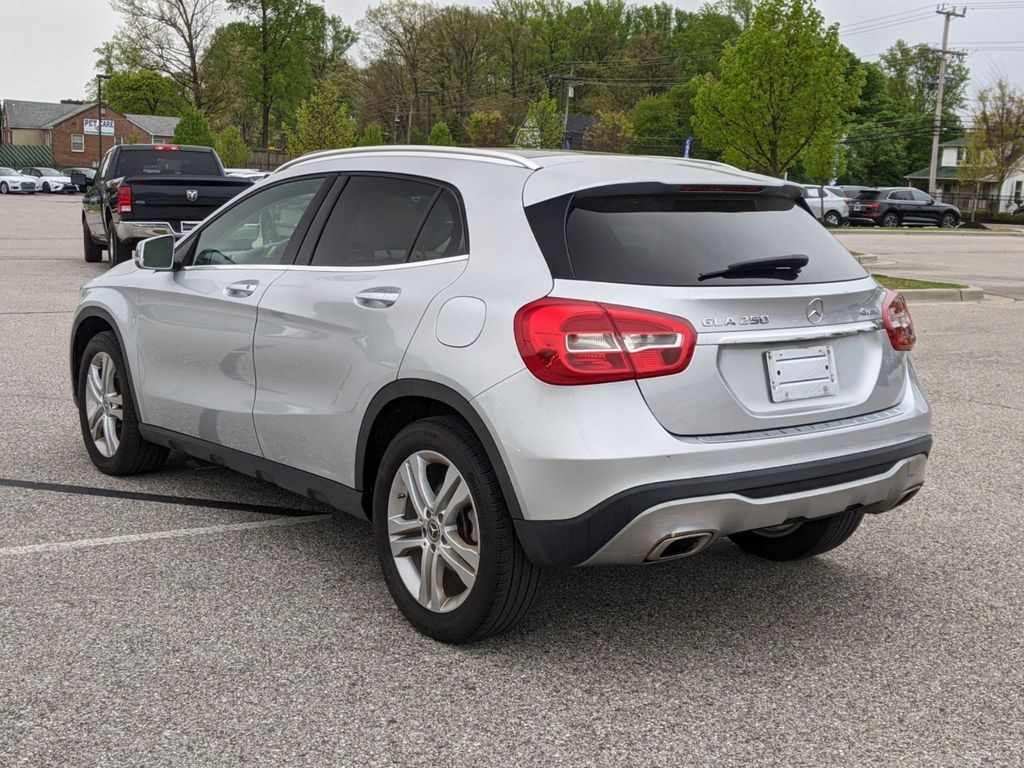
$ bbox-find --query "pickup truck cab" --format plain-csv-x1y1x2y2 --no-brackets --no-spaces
81,144,252,265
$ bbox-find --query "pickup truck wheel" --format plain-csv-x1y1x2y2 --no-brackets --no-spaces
107,227,130,267
77,331,168,475
83,219,103,263
373,416,543,643
729,509,864,561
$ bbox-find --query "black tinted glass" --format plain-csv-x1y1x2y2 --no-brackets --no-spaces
311,176,438,267
115,149,220,176
409,190,465,262
855,190,882,200
533,192,866,286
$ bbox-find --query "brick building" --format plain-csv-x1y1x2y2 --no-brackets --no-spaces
1,100,179,168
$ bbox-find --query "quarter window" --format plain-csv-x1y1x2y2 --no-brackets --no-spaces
311,176,460,267
71,134,85,152
191,177,326,266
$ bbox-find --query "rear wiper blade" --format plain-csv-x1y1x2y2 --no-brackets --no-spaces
698,254,809,282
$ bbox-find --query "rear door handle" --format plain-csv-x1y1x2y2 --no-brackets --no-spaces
225,279,259,297
355,287,401,308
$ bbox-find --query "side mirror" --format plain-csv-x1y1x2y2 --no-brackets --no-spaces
70,171,87,189
135,234,176,270
928,196,936,205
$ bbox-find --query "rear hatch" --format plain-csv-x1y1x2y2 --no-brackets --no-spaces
525,181,904,436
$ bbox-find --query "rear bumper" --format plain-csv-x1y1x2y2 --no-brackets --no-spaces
514,437,930,567
115,220,195,241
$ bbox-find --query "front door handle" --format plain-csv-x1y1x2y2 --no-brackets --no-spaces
225,279,259,297
355,287,401,308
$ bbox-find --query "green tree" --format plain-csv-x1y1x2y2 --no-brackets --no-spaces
585,110,635,153
228,0,354,147
102,70,187,116
518,95,563,149
358,121,386,146
631,83,696,156
427,121,455,146
173,108,216,146
215,125,250,166
286,80,355,155
466,110,509,147
965,79,1024,212
693,0,863,176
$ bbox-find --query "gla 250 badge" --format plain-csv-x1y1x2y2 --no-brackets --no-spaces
701,314,770,328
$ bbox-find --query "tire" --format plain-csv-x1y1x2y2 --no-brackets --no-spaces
940,212,958,228
823,210,842,227
881,211,900,228
83,219,103,263
42,182,50,193
0,182,8,194
729,509,864,561
76,331,168,476
373,416,542,643
107,224,130,267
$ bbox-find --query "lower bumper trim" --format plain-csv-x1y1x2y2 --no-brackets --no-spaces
514,435,932,567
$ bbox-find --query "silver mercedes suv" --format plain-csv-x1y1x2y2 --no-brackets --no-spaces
70,147,931,642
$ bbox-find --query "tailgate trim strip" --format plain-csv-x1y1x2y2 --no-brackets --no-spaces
696,407,904,443
698,319,882,345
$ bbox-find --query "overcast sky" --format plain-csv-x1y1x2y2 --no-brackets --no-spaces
1,0,1021,105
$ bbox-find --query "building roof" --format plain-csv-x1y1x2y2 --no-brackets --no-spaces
3,99,81,129
905,165,969,181
939,137,968,148
126,114,180,137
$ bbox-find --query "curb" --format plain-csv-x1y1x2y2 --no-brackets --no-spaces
900,286,985,303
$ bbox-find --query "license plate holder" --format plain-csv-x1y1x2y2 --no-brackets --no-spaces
766,346,838,403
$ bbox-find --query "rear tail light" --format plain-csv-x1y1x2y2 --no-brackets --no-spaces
861,202,880,210
153,144,180,151
117,185,132,213
515,298,697,385
882,290,915,351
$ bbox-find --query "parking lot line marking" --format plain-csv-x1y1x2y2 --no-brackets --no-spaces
0,477,319,517
0,515,331,557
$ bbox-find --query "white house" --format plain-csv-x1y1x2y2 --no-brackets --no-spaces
906,137,1024,213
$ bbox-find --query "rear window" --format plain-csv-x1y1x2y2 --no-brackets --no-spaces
855,190,883,201
114,149,220,177
527,190,867,286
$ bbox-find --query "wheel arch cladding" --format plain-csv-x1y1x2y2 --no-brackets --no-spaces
70,308,138,415
356,380,524,520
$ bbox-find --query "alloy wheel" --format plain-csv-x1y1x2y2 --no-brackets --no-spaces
84,351,123,458
0,182,8,194
386,450,480,613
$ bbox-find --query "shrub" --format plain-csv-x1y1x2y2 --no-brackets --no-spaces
428,121,454,146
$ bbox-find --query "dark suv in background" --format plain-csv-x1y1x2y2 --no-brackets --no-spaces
849,187,960,228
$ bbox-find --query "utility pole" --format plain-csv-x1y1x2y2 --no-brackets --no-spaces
393,105,401,145
549,67,577,149
417,89,437,135
927,5,967,197
95,73,110,167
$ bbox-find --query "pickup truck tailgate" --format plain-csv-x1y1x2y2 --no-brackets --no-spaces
124,175,252,228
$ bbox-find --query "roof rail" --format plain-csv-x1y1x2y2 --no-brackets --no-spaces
274,145,541,174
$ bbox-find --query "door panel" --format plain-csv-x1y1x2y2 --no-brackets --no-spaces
136,267,286,454
252,260,467,485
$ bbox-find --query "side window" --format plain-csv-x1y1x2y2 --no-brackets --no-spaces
889,190,911,201
804,188,820,198
410,189,466,262
191,176,326,267
310,176,439,267
910,189,931,203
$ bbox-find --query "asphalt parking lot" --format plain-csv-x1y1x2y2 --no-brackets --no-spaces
1,194,1022,766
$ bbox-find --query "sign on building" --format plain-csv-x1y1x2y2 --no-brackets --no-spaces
83,119,115,136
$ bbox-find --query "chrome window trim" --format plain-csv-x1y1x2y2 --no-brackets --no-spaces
180,253,470,272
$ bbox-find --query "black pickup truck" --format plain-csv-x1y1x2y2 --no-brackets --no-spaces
80,144,252,265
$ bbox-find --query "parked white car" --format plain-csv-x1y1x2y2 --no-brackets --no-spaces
225,168,270,183
19,166,74,193
0,167,38,194
802,185,849,227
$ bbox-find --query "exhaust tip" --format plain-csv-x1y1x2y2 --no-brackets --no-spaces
646,531,714,562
